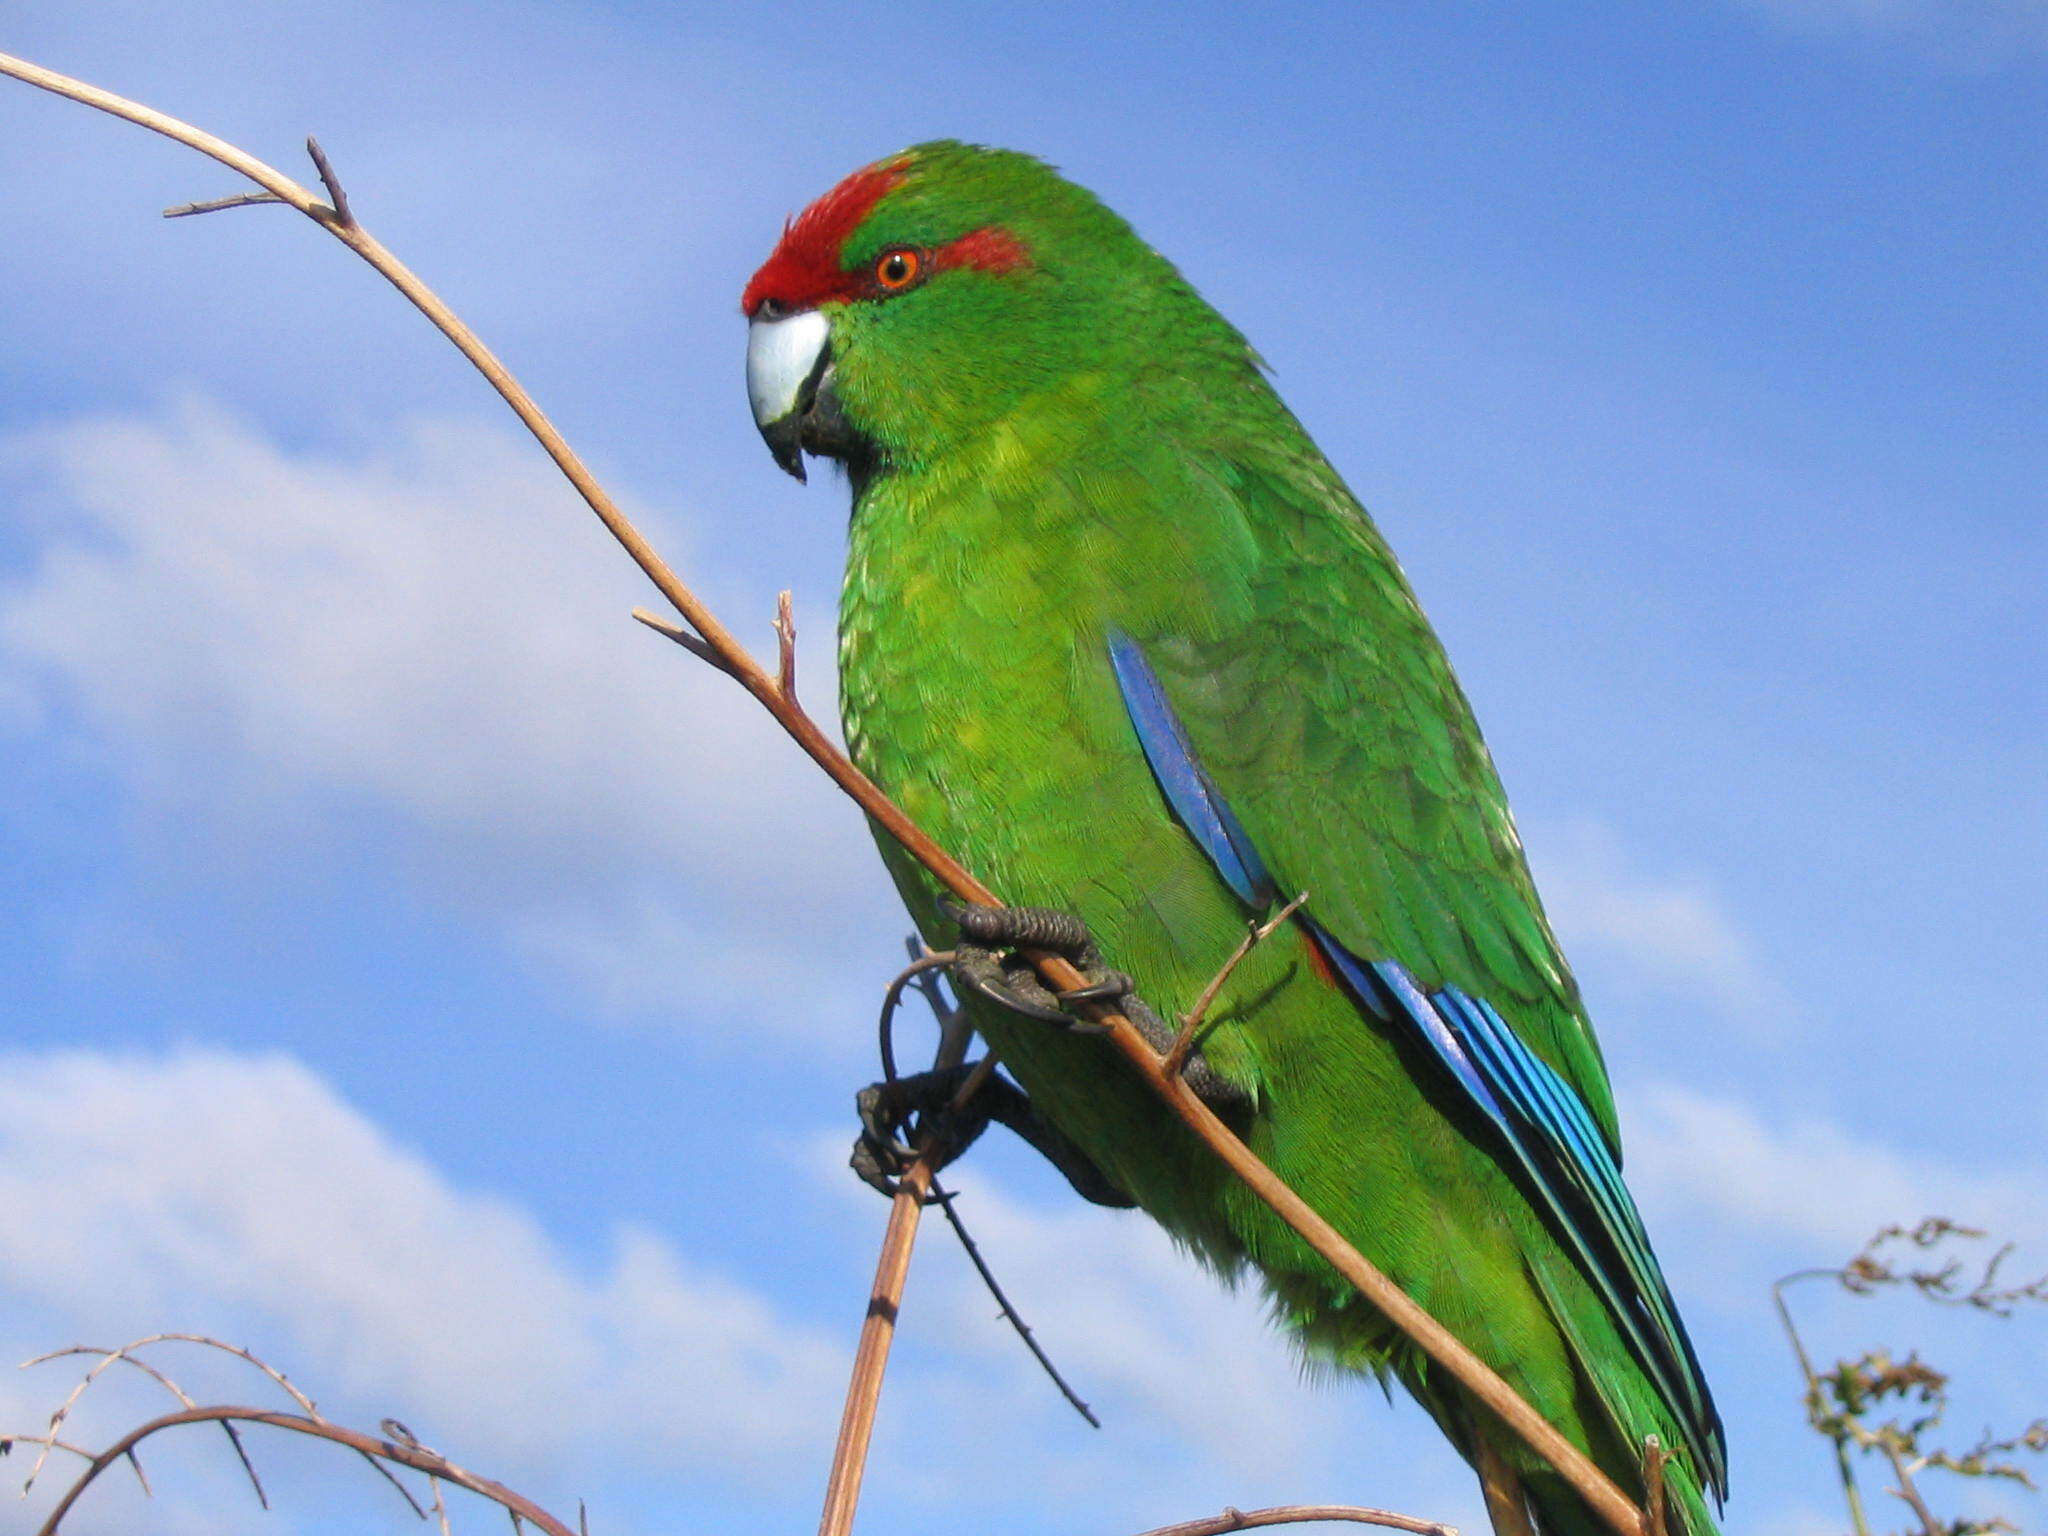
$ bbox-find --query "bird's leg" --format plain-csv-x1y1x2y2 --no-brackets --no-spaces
946,903,1250,1113
851,1061,1136,1208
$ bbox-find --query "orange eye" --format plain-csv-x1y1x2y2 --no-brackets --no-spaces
873,247,923,291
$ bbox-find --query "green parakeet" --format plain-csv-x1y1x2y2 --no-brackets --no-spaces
742,143,1726,1536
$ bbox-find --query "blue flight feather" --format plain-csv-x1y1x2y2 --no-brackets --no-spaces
1108,631,1275,906
1106,632,1727,1497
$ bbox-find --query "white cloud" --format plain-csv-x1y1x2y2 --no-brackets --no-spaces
0,1046,842,1480
0,1045,1492,1536
1528,819,1792,1037
0,398,895,1032
1628,1081,2048,1250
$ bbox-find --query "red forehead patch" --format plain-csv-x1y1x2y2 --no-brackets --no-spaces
741,160,907,316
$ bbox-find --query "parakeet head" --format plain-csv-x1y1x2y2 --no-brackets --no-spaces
742,141,1256,482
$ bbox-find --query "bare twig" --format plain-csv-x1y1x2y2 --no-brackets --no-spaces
818,1039,998,1536
24,1407,577,1536
775,588,798,703
19,1332,331,1509
364,1447,433,1520
0,50,1648,1536
630,605,733,674
1641,1437,1669,1536
1129,1504,1459,1536
927,1180,1100,1427
164,190,286,217
1877,1438,1947,1536
31,1335,321,1416
1163,891,1307,1079
0,1437,151,1497
305,135,353,228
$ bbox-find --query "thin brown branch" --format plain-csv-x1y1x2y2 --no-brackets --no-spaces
872,949,1092,1422
221,1415,271,1509
27,1407,578,1536
0,50,1649,1536
631,605,732,674
1878,1438,1947,1536
305,135,353,227
18,1339,202,1491
775,588,798,703
163,190,286,217
1641,1437,1669,1536
1130,1504,1459,1536
20,1333,325,1509
1163,891,1307,1079
818,1049,996,1536
32,1335,321,1417
362,1447,432,1520
0,1438,150,1497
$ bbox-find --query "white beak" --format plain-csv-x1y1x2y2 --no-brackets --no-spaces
746,309,831,432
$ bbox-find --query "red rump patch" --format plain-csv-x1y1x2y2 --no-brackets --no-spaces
1302,932,1340,989
741,159,1034,316
742,160,907,316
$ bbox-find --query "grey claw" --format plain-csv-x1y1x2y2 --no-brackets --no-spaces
1056,970,1134,1007
952,943,1072,1024
944,902,1133,1033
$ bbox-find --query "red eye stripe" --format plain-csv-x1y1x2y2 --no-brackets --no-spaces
931,226,1032,277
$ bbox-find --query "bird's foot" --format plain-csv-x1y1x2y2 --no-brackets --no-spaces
946,902,1130,1031
946,903,1249,1113
850,1059,1137,1209
851,1062,992,1199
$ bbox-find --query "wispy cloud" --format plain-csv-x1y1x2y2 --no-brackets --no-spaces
0,398,895,1034
0,1046,843,1481
1732,0,2048,67
0,1046,1491,1535
1527,818,1793,1038
1628,1081,2048,1249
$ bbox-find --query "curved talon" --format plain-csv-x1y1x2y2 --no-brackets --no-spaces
1055,970,1134,1007
952,943,1072,1024
944,902,1127,1033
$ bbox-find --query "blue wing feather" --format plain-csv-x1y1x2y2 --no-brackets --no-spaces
1108,633,1727,1498
1109,631,1275,907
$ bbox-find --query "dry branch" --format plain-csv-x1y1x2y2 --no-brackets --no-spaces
1131,1506,1459,1536
0,48,1648,1536
22,1406,578,1536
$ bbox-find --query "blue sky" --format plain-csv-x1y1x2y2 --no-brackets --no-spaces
1,4,2043,1534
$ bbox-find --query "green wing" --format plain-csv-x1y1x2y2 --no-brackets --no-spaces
1123,441,1620,1149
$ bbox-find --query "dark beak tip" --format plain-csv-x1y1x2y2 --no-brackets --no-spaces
759,415,809,483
